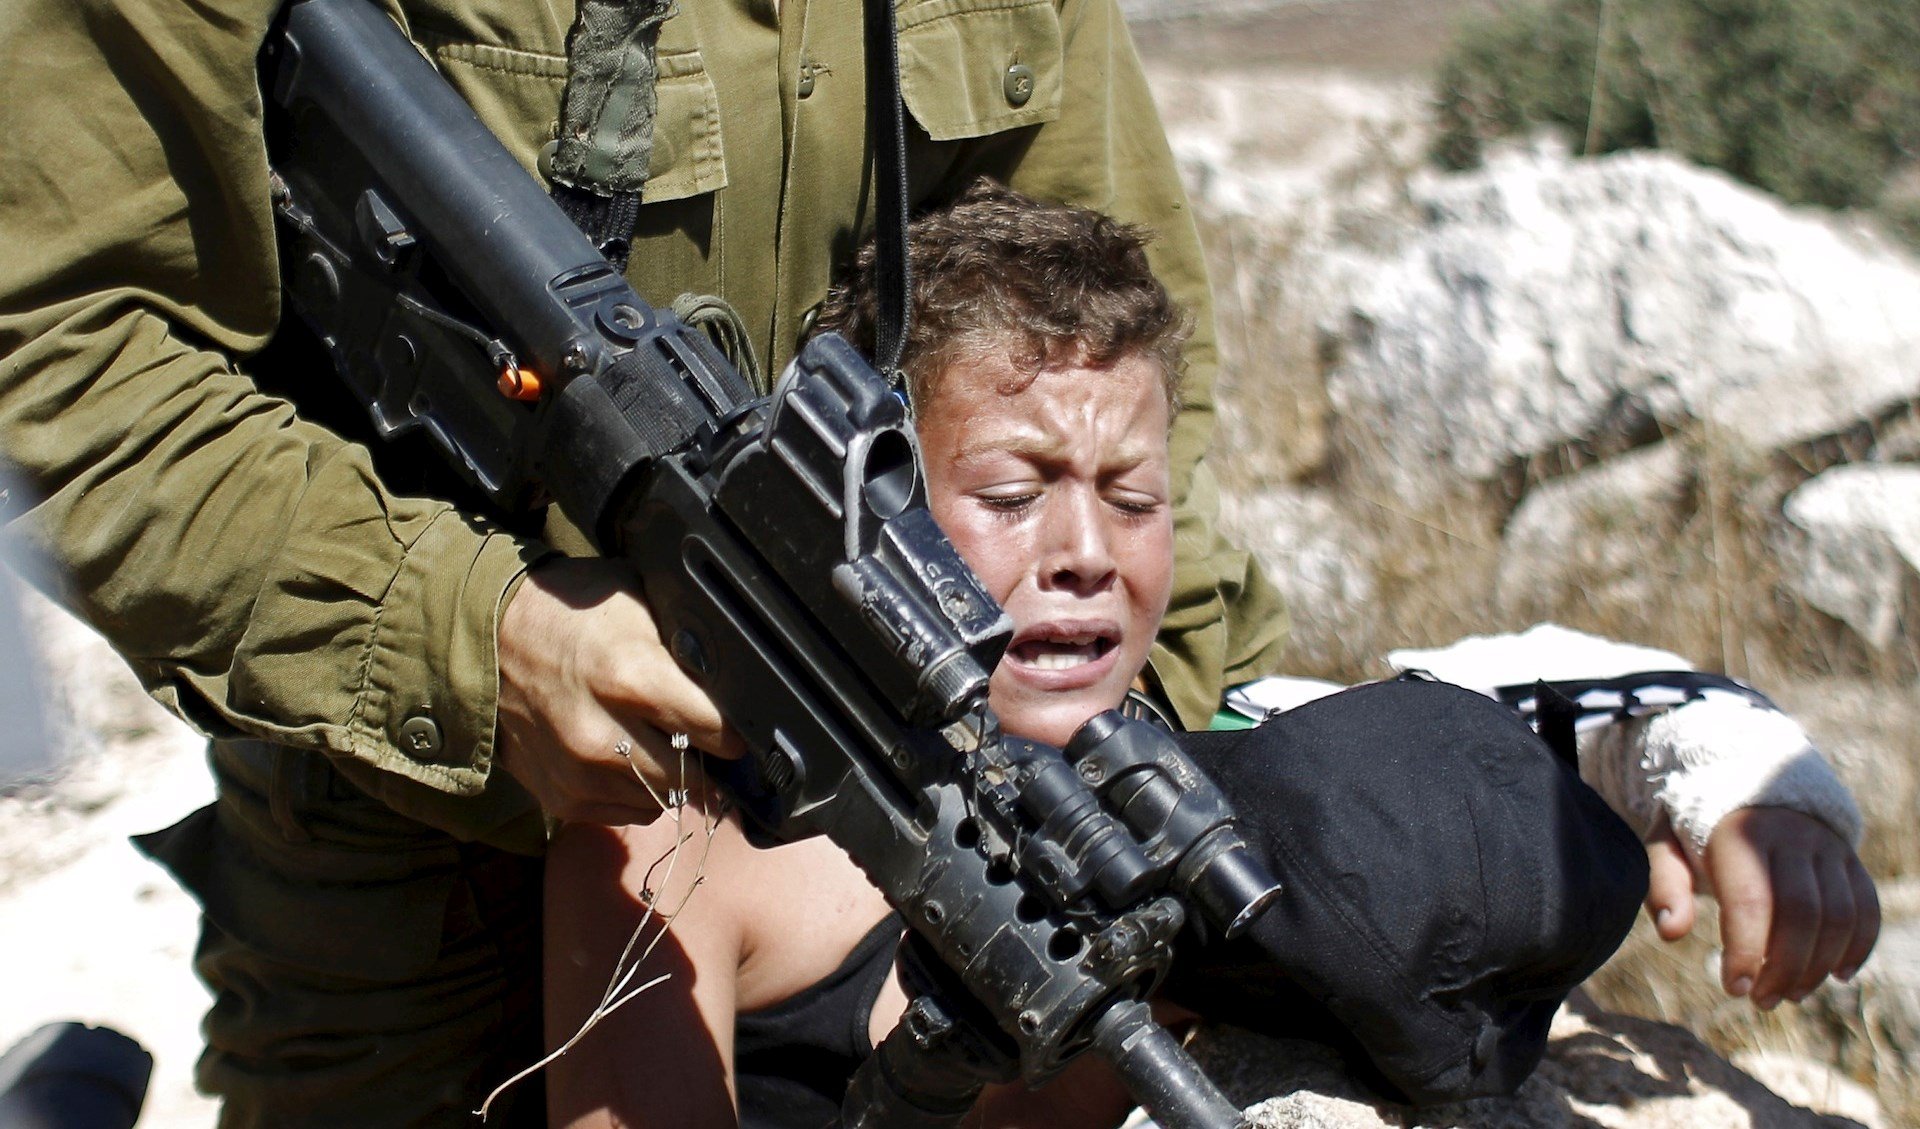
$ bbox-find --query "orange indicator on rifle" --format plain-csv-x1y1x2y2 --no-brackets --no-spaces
498,363,542,401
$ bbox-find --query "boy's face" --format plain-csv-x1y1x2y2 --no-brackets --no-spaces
917,347,1174,748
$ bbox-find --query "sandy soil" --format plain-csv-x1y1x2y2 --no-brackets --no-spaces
0,581,219,1127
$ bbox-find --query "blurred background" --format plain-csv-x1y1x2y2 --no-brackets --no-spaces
1132,0,1919,1122
0,504,53,789
5,0,1916,1124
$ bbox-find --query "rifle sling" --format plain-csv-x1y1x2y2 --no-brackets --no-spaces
548,0,915,390
863,0,914,394
549,0,673,271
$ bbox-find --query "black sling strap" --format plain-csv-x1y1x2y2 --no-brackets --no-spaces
1495,671,1780,753
862,0,914,391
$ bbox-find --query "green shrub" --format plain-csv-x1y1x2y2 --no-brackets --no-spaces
1432,0,1920,226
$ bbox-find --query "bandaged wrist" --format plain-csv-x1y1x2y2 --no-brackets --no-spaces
1644,696,1863,854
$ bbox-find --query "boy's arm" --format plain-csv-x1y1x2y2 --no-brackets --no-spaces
1576,692,1879,1008
1385,629,1880,1007
545,816,745,1129
1645,806,1878,1009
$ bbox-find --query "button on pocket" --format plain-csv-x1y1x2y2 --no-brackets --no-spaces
898,0,1062,142
1003,62,1035,108
400,715,444,758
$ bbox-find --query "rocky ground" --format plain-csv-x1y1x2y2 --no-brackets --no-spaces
0,577,217,1126
1133,3,1920,1125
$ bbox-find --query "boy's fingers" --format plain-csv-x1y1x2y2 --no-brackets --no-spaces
1753,854,1820,1008
1837,858,1882,982
1706,827,1773,1000
1788,851,1858,1001
1644,832,1697,941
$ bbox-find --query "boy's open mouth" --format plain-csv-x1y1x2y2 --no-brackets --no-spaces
1007,631,1116,671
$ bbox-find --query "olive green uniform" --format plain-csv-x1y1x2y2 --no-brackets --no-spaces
0,0,1286,1123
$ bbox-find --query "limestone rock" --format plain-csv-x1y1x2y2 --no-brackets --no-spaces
1733,1052,1885,1129
1799,903,1920,1118
0,593,217,1128
1778,466,1920,652
1218,488,1379,672
1160,996,1878,1129
0,569,53,788
1495,443,1693,619
1300,143,1920,504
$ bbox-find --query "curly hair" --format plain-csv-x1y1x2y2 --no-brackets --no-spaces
814,179,1189,413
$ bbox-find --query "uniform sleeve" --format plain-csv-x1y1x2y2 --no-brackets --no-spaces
946,0,1289,728
0,0,542,819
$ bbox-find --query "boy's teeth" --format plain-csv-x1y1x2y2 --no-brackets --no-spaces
1022,639,1102,669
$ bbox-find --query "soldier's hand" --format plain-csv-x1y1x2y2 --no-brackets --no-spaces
496,556,743,824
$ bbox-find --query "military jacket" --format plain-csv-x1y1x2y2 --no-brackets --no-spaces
0,0,1286,845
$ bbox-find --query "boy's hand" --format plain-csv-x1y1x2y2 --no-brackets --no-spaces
1645,806,1879,1009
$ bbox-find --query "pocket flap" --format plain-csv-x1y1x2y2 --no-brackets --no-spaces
644,48,730,202
428,39,727,204
898,0,1063,142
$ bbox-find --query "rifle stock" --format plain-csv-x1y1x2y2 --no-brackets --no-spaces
261,2,1275,1124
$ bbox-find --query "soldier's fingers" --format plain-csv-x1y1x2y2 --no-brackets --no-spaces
561,800,669,827
603,728,719,798
555,758,726,824
528,772,665,826
603,647,741,760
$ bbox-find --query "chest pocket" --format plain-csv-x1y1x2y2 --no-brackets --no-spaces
897,0,1063,142
423,39,728,203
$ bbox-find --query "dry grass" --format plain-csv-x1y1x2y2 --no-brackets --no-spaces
1156,8,1920,1119
1202,211,1331,492
1585,885,1920,1128
1197,173,1920,1125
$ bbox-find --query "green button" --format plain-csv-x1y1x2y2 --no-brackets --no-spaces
536,139,559,182
400,715,443,758
1003,63,1035,108
798,63,818,99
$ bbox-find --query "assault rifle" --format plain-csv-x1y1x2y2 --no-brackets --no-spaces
261,2,1279,1124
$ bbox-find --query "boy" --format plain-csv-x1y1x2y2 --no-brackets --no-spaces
546,178,1201,1128
543,182,1874,1129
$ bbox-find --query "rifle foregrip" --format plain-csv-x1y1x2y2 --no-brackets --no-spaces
1092,1001,1246,1129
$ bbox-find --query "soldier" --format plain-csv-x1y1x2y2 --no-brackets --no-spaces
0,1,1284,1125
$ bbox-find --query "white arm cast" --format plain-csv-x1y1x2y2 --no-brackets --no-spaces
1600,694,1862,855
1385,625,1863,853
